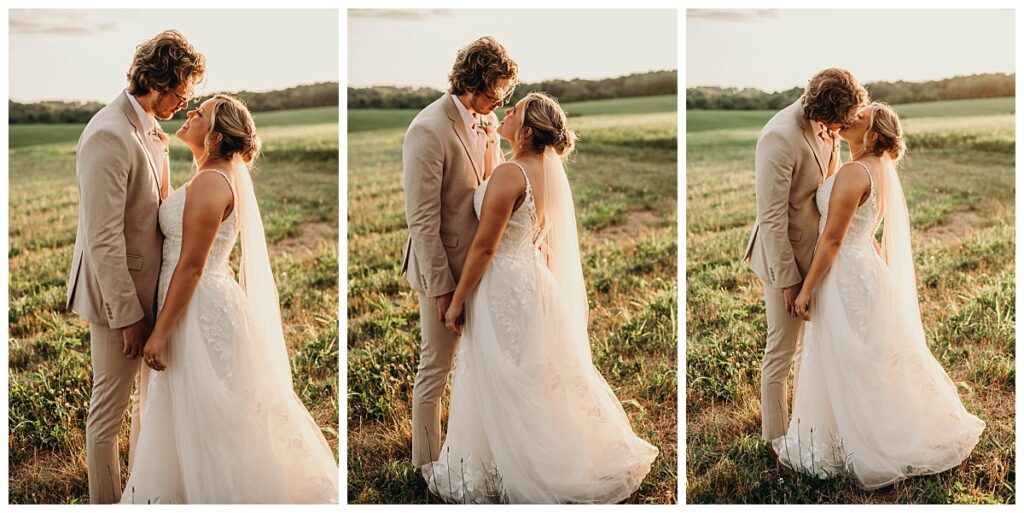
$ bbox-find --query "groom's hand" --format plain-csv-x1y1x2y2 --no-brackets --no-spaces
121,319,150,359
783,283,802,318
435,292,454,322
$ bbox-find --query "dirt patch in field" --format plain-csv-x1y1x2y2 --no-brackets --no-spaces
597,209,664,239
270,220,337,258
922,210,986,245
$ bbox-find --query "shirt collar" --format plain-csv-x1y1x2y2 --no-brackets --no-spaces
125,89,156,135
450,94,479,130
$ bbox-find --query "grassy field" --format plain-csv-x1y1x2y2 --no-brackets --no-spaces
347,95,679,503
348,95,678,134
686,97,1015,504
8,106,340,503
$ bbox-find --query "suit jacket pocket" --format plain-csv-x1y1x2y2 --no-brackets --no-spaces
126,254,143,271
441,231,458,248
788,231,803,243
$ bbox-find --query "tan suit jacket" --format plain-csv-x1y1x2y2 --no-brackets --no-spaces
401,94,499,297
744,99,838,288
67,92,165,329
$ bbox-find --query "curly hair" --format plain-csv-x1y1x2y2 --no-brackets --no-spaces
199,94,261,167
517,92,576,158
801,68,867,127
447,36,518,97
863,102,906,164
127,30,206,97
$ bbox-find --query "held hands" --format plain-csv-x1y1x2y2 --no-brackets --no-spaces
783,282,802,318
443,299,465,337
121,319,151,359
436,292,454,323
436,291,465,336
142,332,169,371
794,289,812,321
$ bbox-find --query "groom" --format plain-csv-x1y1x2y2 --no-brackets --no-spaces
402,36,517,468
66,30,204,503
743,68,867,446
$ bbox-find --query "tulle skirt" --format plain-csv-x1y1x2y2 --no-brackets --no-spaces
422,251,658,503
772,246,985,489
121,271,338,504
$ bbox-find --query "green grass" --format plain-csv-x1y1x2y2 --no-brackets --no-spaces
686,98,1015,504
348,94,679,133
347,95,678,504
686,97,1015,134
347,109,421,133
9,105,339,149
8,108,340,504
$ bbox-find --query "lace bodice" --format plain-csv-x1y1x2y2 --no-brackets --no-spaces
158,170,239,306
473,162,543,257
816,161,878,251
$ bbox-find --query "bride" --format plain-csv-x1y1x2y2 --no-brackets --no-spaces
777,102,985,489
424,92,659,503
120,94,338,503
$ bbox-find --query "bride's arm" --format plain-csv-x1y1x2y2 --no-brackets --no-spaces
443,164,524,335
142,172,234,370
794,165,870,320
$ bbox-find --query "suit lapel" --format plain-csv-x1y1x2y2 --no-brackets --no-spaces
444,95,483,184
798,108,828,178
118,94,164,196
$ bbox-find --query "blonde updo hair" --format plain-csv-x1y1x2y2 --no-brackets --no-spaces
863,102,906,163
517,92,576,157
201,94,261,167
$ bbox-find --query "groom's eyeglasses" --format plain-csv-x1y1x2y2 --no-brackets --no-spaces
482,87,514,106
172,91,191,109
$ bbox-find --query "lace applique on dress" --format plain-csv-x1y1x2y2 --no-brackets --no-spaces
474,163,544,365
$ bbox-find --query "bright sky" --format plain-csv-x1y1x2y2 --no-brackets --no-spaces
687,9,1015,91
9,9,338,102
348,9,677,88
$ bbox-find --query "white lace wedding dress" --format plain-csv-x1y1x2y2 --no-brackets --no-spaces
421,162,658,504
772,161,985,489
121,170,338,504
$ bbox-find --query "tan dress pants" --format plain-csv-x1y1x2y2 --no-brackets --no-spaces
410,292,459,467
761,285,804,441
85,322,143,504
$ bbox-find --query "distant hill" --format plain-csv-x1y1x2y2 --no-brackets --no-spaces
9,82,339,124
686,73,1015,110
348,70,678,110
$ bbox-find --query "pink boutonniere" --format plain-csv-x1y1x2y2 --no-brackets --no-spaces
151,127,170,154
479,119,497,146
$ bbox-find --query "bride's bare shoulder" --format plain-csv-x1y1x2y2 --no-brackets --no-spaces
488,163,527,190
184,170,234,215
832,161,873,194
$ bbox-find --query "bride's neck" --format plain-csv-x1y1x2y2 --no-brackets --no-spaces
848,142,866,160
195,155,230,171
512,149,543,162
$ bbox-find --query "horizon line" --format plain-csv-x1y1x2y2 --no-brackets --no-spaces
10,80,341,105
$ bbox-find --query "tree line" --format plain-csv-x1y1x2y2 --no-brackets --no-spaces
9,82,339,124
686,73,1015,110
348,70,678,109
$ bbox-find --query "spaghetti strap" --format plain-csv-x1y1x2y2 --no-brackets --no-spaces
509,161,531,193
508,160,534,207
849,160,874,192
193,168,237,219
